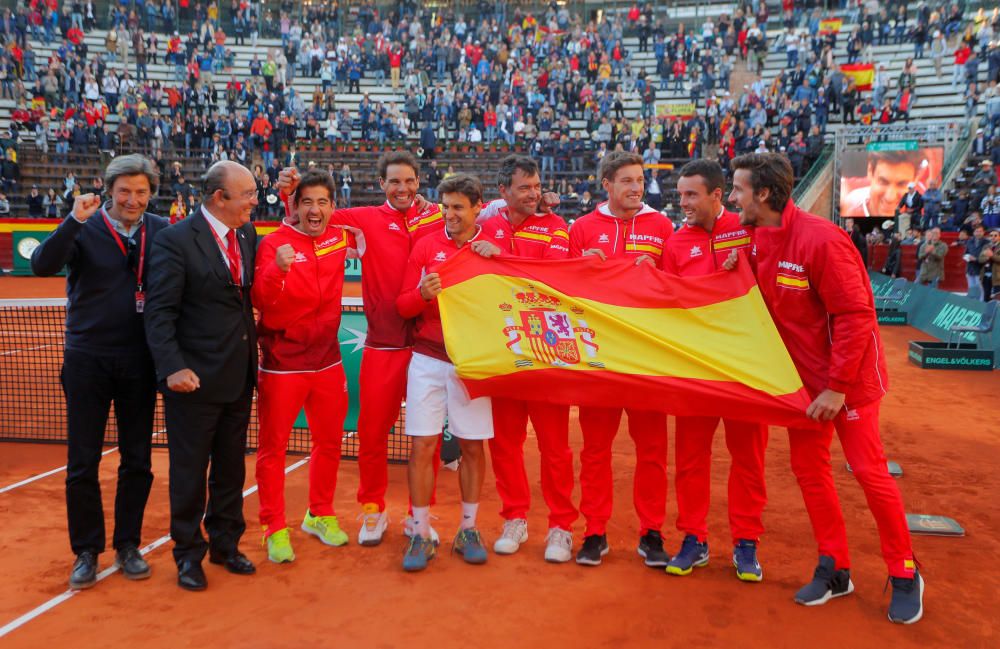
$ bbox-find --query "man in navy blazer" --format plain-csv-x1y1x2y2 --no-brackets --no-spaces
144,160,259,591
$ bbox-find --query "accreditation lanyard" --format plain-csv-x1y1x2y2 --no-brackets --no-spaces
102,209,147,313
208,223,242,287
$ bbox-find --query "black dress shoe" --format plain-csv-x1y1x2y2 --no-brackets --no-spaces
177,560,207,591
209,550,256,575
115,545,151,580
69,551,98,590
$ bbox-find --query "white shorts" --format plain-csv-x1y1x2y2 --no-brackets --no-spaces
405,353,494,440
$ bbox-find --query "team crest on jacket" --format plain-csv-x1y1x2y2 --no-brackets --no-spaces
434,251,447,261
498,286,601,368
388,222,401,231
689,245,702,257
598,233,610,243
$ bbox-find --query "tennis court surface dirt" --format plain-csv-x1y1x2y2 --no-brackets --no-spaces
0,276,996,647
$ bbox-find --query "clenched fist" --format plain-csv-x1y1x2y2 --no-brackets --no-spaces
275,243,296,272
276,167,301,196
72,193,102,222
167,368,201,393
419,272,442,300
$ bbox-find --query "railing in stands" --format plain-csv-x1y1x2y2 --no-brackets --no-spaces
792,143,834,204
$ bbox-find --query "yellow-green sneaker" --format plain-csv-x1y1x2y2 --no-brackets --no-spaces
301,511,349,547
265,528,295,564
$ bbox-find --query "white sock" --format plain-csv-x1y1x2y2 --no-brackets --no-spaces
460,502,479,530
411,506,431,538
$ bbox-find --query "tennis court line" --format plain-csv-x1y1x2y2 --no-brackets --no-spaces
0,344,55,356
0,448,119,494
0,456,311,640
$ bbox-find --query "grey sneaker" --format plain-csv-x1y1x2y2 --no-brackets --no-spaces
453,528,488,564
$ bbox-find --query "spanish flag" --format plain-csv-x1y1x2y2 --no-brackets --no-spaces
819,18,843,34
437,251,814,427
841,63,874,91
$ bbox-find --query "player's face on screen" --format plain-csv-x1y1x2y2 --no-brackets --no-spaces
603,164,645,214
294,185,334,237
380,163,420,211
729,169,759,226
441,192,481,239
499,168,542,217
677,175,721,227
868,162,916,216
110,174,152,224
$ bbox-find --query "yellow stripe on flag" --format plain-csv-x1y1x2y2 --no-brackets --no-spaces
514,231,553,243
713,236,752,251
776,274,810,289
440,273,803,397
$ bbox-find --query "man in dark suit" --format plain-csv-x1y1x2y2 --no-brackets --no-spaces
144,161,259,591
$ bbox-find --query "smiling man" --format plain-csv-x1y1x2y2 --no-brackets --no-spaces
728,152,923,625
277,151,443,547
841,150,924,218
395,173,504,572
567,150,674,568
145,161,259,592
31,154,168,591
252,171,353,564
661,160,768,582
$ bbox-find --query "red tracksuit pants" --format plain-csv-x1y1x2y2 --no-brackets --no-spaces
488,398,577,531
788,400,915,579
356,347,411,510
256,364,349,535
674,416,768,544
578,406,668,537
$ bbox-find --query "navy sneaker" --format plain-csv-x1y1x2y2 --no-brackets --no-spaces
575,534,609,566
637,530,670,568
888,570,924,624
452,528,488,565
733,539,763,582
402,535,436,572
794,555,854,605
666,534,709,576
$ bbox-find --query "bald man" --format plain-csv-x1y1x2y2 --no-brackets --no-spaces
145,161,260,591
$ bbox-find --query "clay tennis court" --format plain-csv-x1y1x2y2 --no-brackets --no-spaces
0,276,996,648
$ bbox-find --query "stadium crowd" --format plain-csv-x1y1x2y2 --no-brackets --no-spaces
2,0,995,223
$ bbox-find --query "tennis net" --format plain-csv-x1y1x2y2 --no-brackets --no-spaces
0,297,410,461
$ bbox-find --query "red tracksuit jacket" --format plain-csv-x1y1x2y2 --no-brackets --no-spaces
568,202,673,267
480,207,570,259
663,208,752,274
750,200,889,406
253,221,351,371
396,225,503,362
281,194,444,349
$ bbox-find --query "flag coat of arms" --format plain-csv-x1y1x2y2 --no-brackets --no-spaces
436,251,815,427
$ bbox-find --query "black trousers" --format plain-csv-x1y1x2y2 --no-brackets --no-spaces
164,386,252,563
62,348,156,556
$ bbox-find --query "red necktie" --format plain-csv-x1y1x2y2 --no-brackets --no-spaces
225,229,241,285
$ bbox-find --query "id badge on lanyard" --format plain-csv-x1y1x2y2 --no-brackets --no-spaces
102,209,146,313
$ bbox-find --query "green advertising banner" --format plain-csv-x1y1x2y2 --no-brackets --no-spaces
870,272,998,367
345,257,361,281
11,231,58,276
866,140,919,152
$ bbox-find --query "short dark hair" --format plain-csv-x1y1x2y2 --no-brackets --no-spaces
497,155,539,188
437,173,483,205
867,149,922,175
377,150,420,180
293,170,337,206
598,151,645,184
730,153,795,212
678,159,725,194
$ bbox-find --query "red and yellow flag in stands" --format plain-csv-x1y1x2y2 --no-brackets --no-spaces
436,251,814,427
841,63,874,91
819,18,843,34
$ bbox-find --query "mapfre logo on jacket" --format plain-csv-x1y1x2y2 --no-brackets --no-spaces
776,259,810,290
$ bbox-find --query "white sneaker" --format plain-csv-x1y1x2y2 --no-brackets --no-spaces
403,515,440,546
544,527,573,563
493,518,528,555
357,504,388,547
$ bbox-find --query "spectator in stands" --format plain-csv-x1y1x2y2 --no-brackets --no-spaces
896,182,924,231
339,162,352,207
42,187,61,218
169,192,187,224
982,229,1000,299
1,147,19,194
0,191,8,214
26,184,43,218
922,179,944,229
964,225,990,300
973,160,996,191
981,185,1000,229
917,227,949,288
